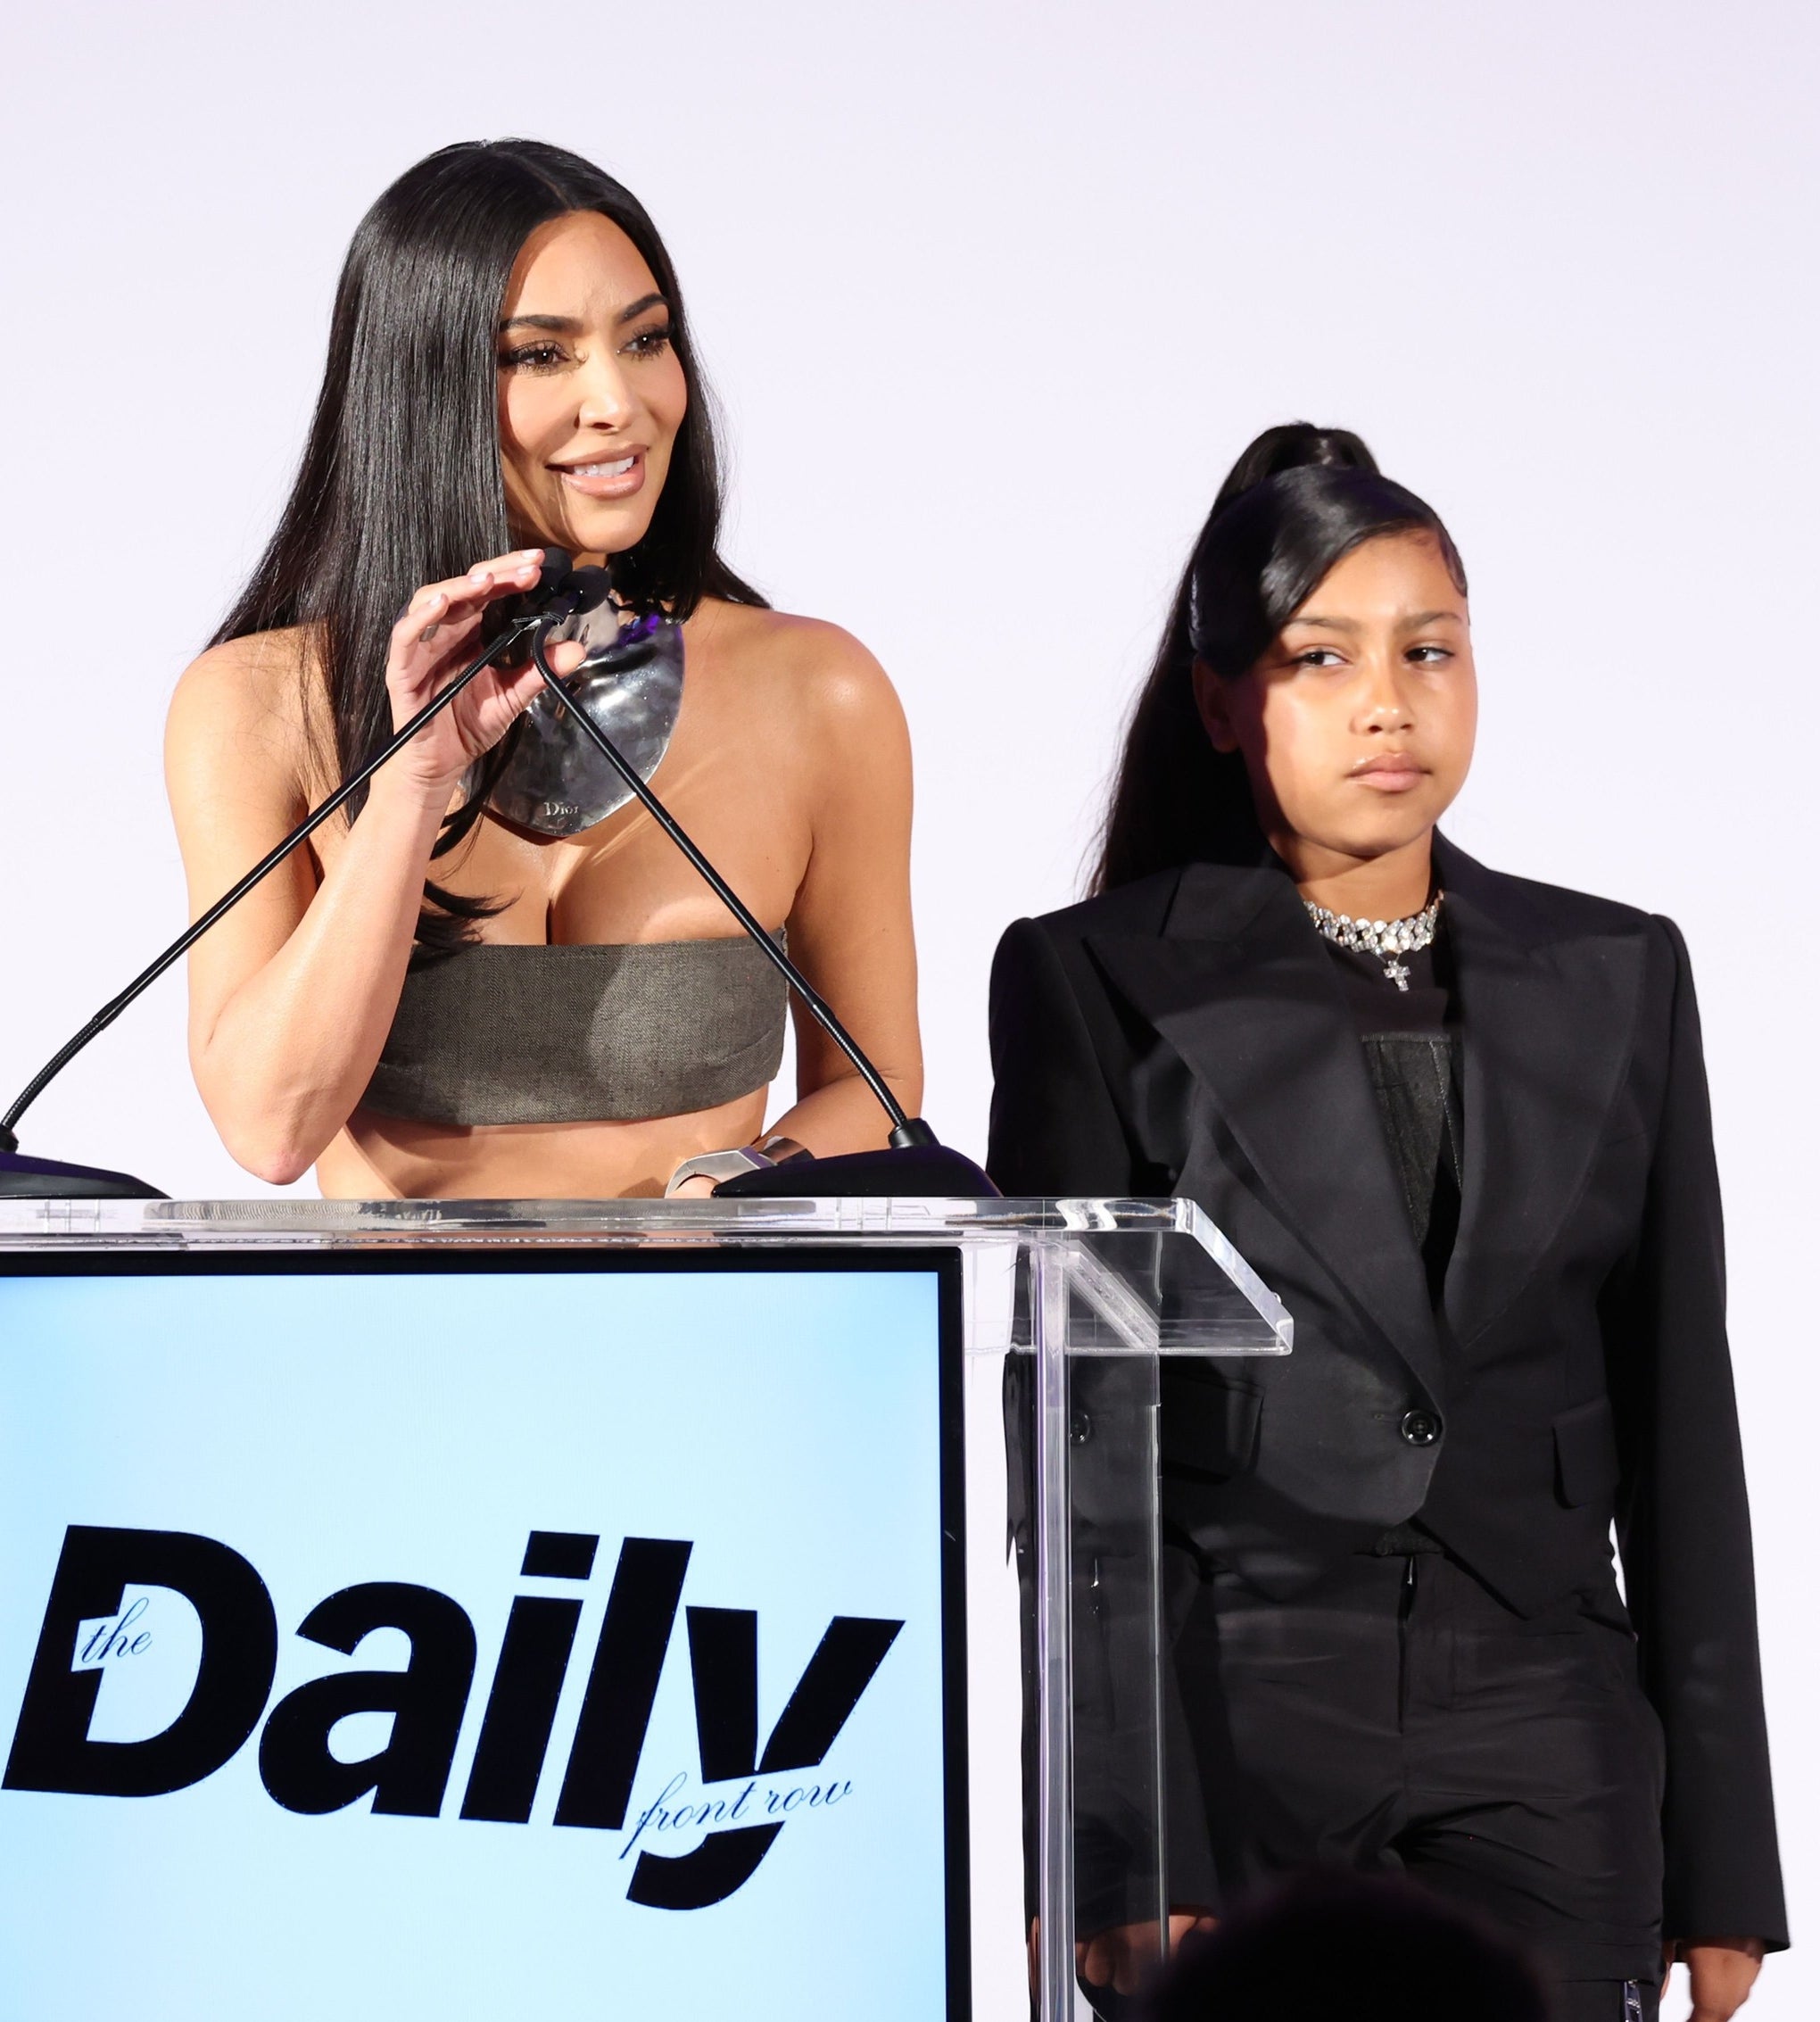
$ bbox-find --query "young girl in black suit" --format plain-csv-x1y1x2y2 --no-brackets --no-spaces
987,426,1783,2021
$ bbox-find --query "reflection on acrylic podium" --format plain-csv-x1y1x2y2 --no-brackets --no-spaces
0,1195,1289,2022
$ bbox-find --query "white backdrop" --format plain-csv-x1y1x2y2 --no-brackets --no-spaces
3,1,1814,2008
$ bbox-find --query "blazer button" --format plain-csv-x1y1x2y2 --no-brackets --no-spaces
1399,1409,1442,1447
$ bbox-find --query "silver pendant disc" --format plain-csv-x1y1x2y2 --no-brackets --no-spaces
488,603,684,837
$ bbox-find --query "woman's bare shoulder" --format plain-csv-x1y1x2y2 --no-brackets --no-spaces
166,627,318,783
699,600,906,737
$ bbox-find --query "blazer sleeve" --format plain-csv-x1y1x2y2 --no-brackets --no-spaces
1610,916,1786,1947
987,916,1138,1196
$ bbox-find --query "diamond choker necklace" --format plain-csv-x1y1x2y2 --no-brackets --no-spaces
1303,892,1443,992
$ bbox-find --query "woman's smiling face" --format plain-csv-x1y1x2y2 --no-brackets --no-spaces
1194,531,1478,875
496,209,688,562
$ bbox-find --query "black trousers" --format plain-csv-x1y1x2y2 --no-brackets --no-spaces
1171,1548,1666,2020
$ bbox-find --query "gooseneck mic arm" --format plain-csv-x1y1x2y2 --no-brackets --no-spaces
0,616,539,1157
525,623,935,1152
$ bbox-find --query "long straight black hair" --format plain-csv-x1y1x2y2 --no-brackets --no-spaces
1090,423,1467,894
214,138,764,949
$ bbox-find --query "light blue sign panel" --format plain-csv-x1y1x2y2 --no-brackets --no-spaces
0,1260,961,2022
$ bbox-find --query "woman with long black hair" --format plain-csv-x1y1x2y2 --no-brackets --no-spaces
167,139,918,1198
988,426,1783,2019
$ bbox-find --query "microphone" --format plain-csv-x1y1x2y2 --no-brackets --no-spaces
0,552,995,1201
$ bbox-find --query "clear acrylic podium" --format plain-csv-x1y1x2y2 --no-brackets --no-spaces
0,1194,1290,2021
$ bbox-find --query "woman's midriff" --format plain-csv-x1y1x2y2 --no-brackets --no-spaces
313,1087,771,1199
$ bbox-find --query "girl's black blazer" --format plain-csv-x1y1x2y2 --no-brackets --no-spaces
987,834,1785,1947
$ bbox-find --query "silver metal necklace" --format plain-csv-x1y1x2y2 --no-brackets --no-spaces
488,593,684,838
1303,891,1443,992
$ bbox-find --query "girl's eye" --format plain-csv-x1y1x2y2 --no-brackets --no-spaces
1293,648,1344,669
499,343,567,373
624,324,674,359
1407,645,1453,666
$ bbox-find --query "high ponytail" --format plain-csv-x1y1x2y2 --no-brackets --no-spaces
1088,422,1465,894
1207,421,1378,518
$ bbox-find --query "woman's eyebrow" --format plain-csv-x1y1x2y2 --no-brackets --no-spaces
498,294,669,335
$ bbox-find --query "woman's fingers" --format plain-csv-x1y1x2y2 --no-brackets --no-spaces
385,550,558,720
494,659,548,717
392,550,547,655
406,549,546,620
389,593,480,675
470,636,583,717
381,546,598,766
386,591,479,684
439,550,546,619
453,654,554,753
466,637,587,723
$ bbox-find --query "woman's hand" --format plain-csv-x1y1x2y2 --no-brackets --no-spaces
385,548,583,795
1662,1936,1765,2020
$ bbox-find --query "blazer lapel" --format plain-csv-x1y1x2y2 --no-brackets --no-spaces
1088,862,1446,1400
1435,837,1647,1347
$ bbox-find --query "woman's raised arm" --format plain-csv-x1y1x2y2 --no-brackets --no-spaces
164,552,567,1182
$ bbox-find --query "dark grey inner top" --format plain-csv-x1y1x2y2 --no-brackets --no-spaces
1322,930,1465,1561
361,935,789,1128
1321,934,1464,1293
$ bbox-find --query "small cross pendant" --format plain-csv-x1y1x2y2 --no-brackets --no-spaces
1384,958,1410,992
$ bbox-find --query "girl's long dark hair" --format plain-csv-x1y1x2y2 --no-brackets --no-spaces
1089,421,1466,894
214,138,764,950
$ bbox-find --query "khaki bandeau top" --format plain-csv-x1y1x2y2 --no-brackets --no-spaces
361,935,789,1128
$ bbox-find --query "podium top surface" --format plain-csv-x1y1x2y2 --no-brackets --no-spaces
0,1196,1292,1356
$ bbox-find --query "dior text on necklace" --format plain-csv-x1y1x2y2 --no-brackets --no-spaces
1303,892,1443,991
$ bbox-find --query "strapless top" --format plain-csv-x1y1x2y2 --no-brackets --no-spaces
360,935,789,1128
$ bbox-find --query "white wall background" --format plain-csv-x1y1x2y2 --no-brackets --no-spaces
3,1,1814,2008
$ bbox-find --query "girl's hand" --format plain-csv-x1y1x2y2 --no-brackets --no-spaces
385,549,585,794
1028,1914,1218,1997
1662,1936,1765,2021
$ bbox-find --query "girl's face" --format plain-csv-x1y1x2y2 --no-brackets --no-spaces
1194,532,1477,876
496,210,689,561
